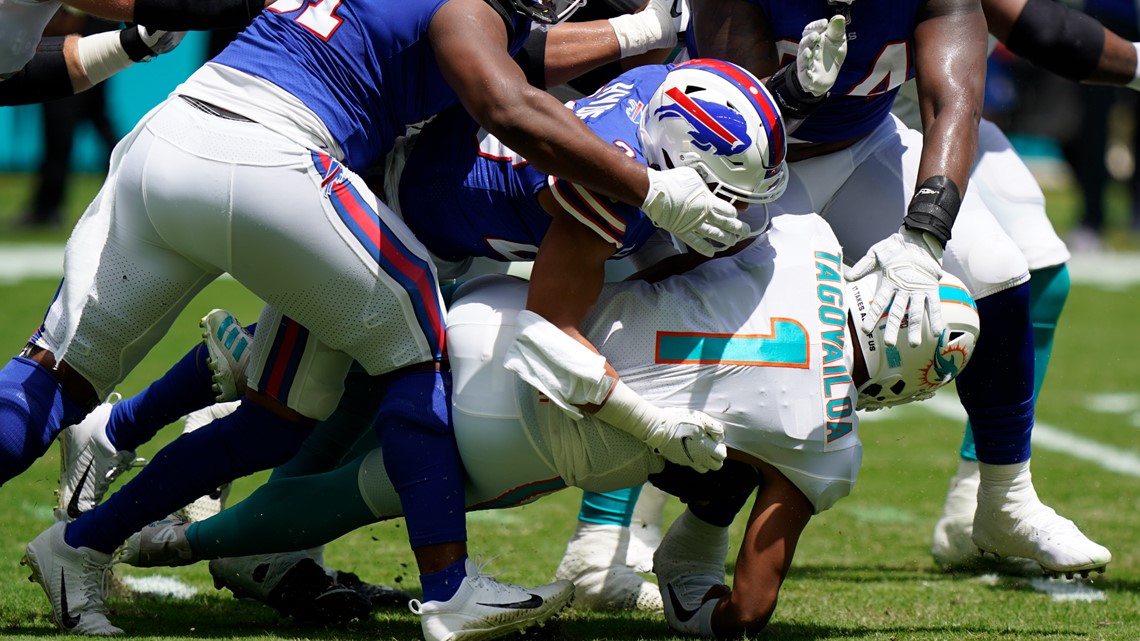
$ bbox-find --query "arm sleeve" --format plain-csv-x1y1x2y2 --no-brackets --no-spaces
1005,0,1106,82
0,37,74,107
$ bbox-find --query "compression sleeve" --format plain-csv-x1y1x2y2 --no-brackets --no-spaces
0,37,73,107
1005,0,1105,82
133,0,263,29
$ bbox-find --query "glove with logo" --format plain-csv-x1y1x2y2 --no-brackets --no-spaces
642,167,750,257
796,14,847,97
845,226,945,347
120,26,186,61
595,381,727,473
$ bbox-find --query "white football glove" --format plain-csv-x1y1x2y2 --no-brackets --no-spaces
644,407,727,473
608,0,686,57
137,27,185,58
642,167,750,257
796,15,847,97
845,226,945,347
594,381,727,473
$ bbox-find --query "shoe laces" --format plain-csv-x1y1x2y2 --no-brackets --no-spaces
466,554,529,597
78,554,114,615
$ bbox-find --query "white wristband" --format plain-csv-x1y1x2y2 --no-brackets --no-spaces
76,31,133,86
1128,42,1140,91
593,380,663,443
608,10,674,58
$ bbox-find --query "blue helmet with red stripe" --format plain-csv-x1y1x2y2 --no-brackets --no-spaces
638,58,788,205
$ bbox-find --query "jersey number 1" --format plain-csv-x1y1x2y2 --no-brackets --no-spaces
269,0,345,40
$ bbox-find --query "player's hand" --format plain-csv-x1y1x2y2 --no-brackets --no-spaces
642,167,750,257
796,15,846,97
643,407,727,473
610,0,686,58
845,226,945,347
121,26,185,62
643,0,687,43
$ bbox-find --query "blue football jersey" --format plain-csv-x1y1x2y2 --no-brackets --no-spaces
729,0,921,143
398,65,668,264
213,0,529,170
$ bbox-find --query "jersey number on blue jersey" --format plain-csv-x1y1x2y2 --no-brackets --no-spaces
269,0,345,40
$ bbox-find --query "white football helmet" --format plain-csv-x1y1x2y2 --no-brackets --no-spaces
847,270,980,411
638,58,788,206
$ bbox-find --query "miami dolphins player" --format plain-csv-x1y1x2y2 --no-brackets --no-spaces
688,0,1112,577
12,0,755,634
120,213,980,640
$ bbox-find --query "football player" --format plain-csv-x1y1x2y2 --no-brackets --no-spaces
119,213,980,640
10,0,750,636
688,0,1112,579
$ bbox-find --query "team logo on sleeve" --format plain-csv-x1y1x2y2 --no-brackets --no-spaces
654,87,752,157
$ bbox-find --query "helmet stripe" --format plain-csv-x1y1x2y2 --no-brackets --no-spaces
680,59,786,168
663,87,740,146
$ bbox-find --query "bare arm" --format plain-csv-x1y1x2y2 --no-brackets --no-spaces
430,0,649,207
913,0,987,196
983,0,1137,86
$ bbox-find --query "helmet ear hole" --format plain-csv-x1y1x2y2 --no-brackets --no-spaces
949,330,965,341
661,149,676,170
890,380,907,395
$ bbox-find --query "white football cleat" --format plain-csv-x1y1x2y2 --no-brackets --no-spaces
410,557,574,641
57,394,143,521
972,461,1111,578
627,483,667,573
554,522,662,611
200,309,252,403
210,552,372,625
172,402,238,523
930,459,982,569
654,510,727,636
23,521,121,636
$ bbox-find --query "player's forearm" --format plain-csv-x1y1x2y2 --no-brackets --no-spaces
988,0,1136,86
0,36,86,106
540,21,622,88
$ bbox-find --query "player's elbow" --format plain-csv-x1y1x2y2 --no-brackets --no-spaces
468,82,545,144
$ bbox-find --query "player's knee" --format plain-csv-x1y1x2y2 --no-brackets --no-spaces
375,370,451,435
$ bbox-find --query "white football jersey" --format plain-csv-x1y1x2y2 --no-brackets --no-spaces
584,213,859,456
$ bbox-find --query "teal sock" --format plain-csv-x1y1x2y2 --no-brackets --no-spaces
578,486,643,527
959,264,1069,461
188,451,376,559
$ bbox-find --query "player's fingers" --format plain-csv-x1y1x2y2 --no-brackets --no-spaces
844,254,876,282
907,291,926,347
864,282,893,334
927,294,946,338
802,17,828,37
883,293,907,346
681,233,717,257
825,14,846,42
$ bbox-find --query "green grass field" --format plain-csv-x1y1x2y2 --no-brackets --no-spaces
0,173,1137,640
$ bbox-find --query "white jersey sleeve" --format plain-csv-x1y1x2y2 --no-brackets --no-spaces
0,0,63,79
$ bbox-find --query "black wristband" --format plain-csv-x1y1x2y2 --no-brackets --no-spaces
134,0,262,30
119,27,155,62
903,175,961,247
0,37,73,106
764,62,826,122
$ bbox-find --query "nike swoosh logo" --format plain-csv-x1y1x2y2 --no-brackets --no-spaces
67,462,93,519
475,593,544,610
667,583,701,623
680,436,694,463
60,571,80,629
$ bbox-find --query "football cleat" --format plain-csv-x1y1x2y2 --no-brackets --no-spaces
331,569,414,609
409,557,574,641
200,309,252,403
554,522,662,612
57,394,144,522
210,552,372,625
653,510,727,636
172,402,238,523
118,519,193,568
24,521,121,636
972,461,1111,577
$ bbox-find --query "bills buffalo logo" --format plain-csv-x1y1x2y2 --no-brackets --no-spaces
655,87,751,157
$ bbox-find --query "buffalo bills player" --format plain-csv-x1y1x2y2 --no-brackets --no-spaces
12,0,753,637
688,0,1111,578
888,0,1140,571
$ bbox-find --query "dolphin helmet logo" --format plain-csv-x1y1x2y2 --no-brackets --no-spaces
654,87,752,157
